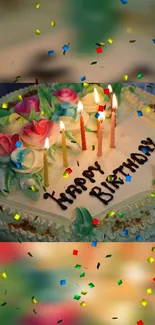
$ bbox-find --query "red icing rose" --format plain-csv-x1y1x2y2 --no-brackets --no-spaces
15,96,40,117
20,119,59,148
0,243,24,264
0,133,19,156
53,88,78,103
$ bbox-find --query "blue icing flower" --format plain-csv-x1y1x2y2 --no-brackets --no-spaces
52,102,77,122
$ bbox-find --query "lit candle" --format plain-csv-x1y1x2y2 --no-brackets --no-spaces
110,94,117,149
108,84,113,113
94,87,100,136
60,121,68,167
97,111,105,156
43,137,49,188
77,101,87,150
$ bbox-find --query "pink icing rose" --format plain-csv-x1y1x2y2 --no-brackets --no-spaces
20,119,59,148
0,133,19,156
53,88,78,103
15,96,40,117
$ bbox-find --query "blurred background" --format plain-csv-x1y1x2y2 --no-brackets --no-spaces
0,242,155,325
0,0,155,82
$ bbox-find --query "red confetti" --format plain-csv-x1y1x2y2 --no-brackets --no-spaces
137,321,144,325
73,249,78,256
98,105,105,112
35,79,39,85
153,277,155,282
92,218,99,226
66,167,72,174
96,47,102,53
104,88,109,94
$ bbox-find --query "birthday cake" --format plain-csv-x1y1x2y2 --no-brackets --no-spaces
0,82,155,242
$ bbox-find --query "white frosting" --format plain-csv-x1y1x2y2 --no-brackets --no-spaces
0,113,28,136
10,147,44,174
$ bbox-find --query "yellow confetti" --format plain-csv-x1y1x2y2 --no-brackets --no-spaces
107,175,112,182
31,296,37,304
126,27,132,34
146,288,152,294
123,75,128,81
41,110,45,115
17,95,23,101
81,290,87,295
99,42,105,46
31,186,36,192
14,213,20,221
108,210,115,217
35,29,41,35
151,247,155,252
147,256,154,264
50,21,56,27
145,106,151,113
108,38,113,44
1,102,8,109
83,83,89,87
80,301,86,307
35,3,40,8
63,171,68,178
1,272,7,280
141,299,147,307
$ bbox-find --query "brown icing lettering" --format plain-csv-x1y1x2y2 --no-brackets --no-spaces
66,185,82,199
113,165,129,177
43,192,73,210
74,178,87,191
130,153,148,165
106,174,124,189
82,161,104,183
101,181,115,193
123,158,139,172
89,186,113,205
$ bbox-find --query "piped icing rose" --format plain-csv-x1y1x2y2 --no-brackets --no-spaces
20,119,59,149
15,96,40,117
0,113,28,136
53,88,78,103
0,133,19,162
9,147,43,174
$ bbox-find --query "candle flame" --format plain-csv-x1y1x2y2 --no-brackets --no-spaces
98,111,105,121
94,88,100,104
60,120,65,131
44,137,49,149
77,101,83,113
112,94,118,109
108,84,113,93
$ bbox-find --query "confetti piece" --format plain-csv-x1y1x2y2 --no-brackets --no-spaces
141,299,147,307
99,42,105,46
60,280,66,285
34,216,38,221
137,321,144,325
1,102,8,109
141,147,148,154
153,277,155,282
73,249,78,255
107,175,112,182
4,290,7,295
35,29,41,35
126,27,132,33
51,21,56,27
117,279,123,285
96,47,102,53
83,82,89,87
80,272,85,278
146,288,152,294
1,302,7,306
17,95,23,101
97,262,100,269
31,296,37,304
104,88,109,95
14,213,20,221
31,186,36,192
80,76,86,81
117,212,124,218
13,76,21,83
151,247,155,252
1,272,7,280
92,218,99,225
125,175,132,182
112,317,118,320
81,290,87,295
15,141,22,148
48,50,55,56
57,320,63,324
62,45,69,52
108,38,113,44
77,161,80,167
120,0,128,3
98,105,105,112
95,112,100,118
88,283,95,288
145,106,151,113
147,256,154,264
74,294,81,300
66,167,72,174
80,301,86,307
16,162,22,169
137,73,143,79
90,61,97,65
27,252,33,257
123,75,128,81
35,3,40,8
41,110,45,115
152,39,155,44
129,40,136,43
137,110,143,117
105,254,112,258
150,192,155,197
75,264,81,269
136,235,141,241
92,241,97,247
33,309,37,314
123,229,128,236
108,210,115,217
35,79,39,85
63,171,68,178
92,145,95,151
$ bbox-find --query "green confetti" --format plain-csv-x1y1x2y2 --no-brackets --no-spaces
74,294,81,300
1,302,7,306
80,272,85,278
92,145,95,151
91,61,97,65
117,279,123,285
137,73,143,79
75,264,81,269
105,254,112,258
27,252,33,257
151,247,155,252
117,212,125,218
88,283,95,288
57,320,63,324
33,309,37,314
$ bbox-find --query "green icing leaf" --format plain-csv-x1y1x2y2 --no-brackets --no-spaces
51,95,61,114
0,109,11,118
28,108,41,122
18,173,43,201
129,86,136,94
47,146,56,162
71,207,94,236
52,83,83,93
0,116,10,126
0,168,14,196
37,86,52,119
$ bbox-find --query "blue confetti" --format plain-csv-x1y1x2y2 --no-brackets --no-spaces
125,175,132,182
60,279,66,285
137,110,143,117
62,45,69,52
152,39,155,44
48,50,55,56
15,141,22,148
80,76,86,81
141,147,148,154
123,229,128,236
16,162,22,169
92,241,97,247
95,112,100,119
136,235,141,241
120,0,128,3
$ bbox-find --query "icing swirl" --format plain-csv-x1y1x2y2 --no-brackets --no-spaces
9,147,43,174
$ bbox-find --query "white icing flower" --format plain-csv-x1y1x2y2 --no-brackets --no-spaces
9,147,44,174
0,113,28,136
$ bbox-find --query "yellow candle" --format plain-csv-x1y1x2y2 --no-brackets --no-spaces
43,137,49,188
97,112,105,156
60,121,68,167
94,87,100,137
